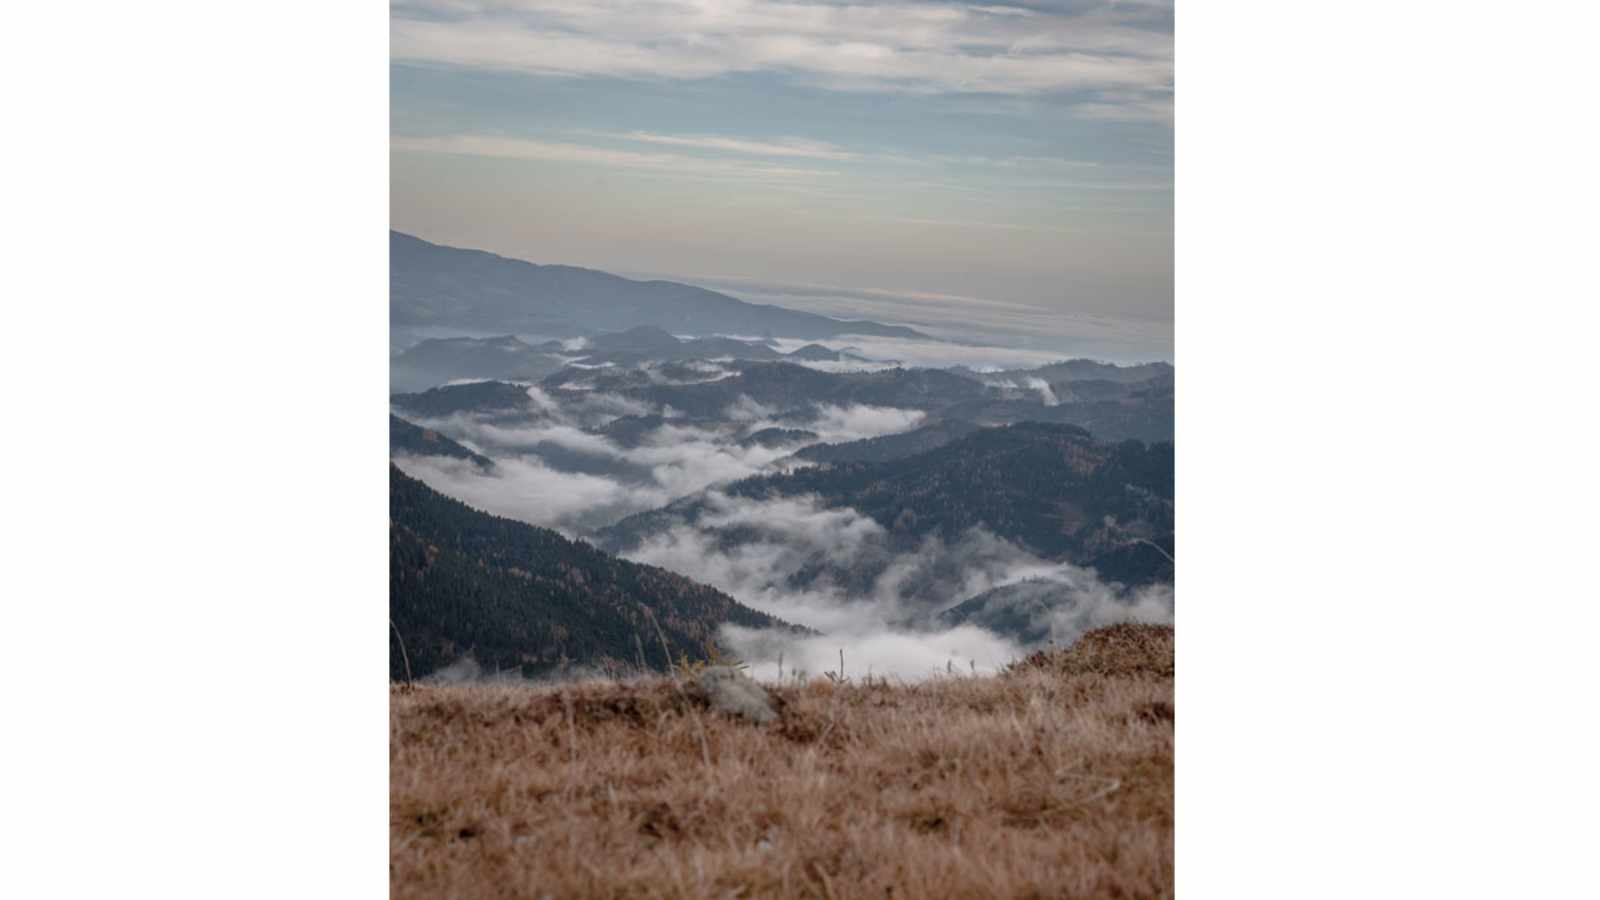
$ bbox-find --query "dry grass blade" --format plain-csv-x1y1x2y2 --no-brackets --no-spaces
643,605,713,770
389,618,413,687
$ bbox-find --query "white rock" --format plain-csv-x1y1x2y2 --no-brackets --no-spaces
696,666,777,723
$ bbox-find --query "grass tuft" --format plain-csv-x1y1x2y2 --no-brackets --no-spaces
1006,622,1175,679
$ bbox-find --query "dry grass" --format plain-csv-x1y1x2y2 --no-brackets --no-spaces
391,625,1174,899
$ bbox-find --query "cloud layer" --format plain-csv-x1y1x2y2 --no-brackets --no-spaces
393,381,930,531
391,2,1174,334
393,1,1173,105
620,490,1172,680
393,350,1172,680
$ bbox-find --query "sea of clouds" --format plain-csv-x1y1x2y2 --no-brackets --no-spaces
393,352,1170,680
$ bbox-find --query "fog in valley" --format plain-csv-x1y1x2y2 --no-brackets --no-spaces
391,268,1175,681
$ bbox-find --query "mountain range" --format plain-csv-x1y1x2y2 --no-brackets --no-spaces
392,231,927,342
602,422,1175,589
387,284,1175,666
392,352,1172,445
391,325,878,392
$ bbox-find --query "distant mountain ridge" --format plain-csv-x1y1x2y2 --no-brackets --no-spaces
792,419,983,465
391,325,888,393
390,334,573,392
391,231,928,341
391,354,1172,445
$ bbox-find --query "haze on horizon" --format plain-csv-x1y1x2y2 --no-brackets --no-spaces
391,0,1173,360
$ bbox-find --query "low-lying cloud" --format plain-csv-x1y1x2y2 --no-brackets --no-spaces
396,453,652,533
619,490,1171,681
1023,377,1061,407
985,376,1061,407
739,402,926,444
395,416,799,531
724,624,1021,682
393,356,1172,679
394,386,933,532
766,335,1089,372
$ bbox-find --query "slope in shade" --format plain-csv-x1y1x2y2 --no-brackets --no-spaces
389,464,793,681
390,414,492,469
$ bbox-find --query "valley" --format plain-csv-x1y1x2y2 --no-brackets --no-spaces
388,244,1174,682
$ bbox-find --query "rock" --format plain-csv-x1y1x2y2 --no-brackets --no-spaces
695,666,777,724
419,655,483,685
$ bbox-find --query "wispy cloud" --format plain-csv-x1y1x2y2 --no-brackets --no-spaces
390,1,1174,324
930,154,1102,169
1071,91,1175,123
392,130,1169,199
391,133,839,182
392,1,1173,112
877,215,1040,231
600,131,860,161
583,130,1114,172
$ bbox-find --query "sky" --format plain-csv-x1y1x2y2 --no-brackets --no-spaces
391,0,1173,359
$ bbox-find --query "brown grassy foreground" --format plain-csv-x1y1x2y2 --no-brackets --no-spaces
391,625,1174,899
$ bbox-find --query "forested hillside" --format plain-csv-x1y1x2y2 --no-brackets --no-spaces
793,419,982,465
606,422,1173,585
390,465,793,680
390,415,492,468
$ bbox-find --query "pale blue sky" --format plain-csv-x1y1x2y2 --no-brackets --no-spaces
391,1,1173,357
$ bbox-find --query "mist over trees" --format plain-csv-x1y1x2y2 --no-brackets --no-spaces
388,235,1174,681
390,464,794,681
